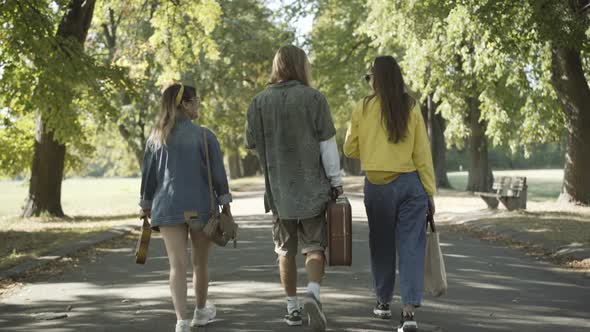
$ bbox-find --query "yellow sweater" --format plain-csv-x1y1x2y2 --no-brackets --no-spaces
343,98,436,195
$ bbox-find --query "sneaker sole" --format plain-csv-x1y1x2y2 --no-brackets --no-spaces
191,308,216,327
284,318,303,326
397,323,418,332
304,300,327,332
398,328,417,332
191,316,216,327
373,308,391,319
190,320,209,327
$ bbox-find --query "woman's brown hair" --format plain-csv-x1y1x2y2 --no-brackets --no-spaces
148,83,197,149
364,56,416,143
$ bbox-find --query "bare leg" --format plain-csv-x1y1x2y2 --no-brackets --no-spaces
305,251,324,284
189,229,211,309
279,255,297,296
303,251,327,331
160,225,189,320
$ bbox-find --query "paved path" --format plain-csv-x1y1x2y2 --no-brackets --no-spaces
1,192,589,332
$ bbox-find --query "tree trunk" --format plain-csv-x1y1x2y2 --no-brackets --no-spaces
22,0,96,218
341,155,362,176
241,153,260,177
466,98,494,206
118,123,144,166
551,47,590,205
227,151,242,179
22,116,67,217
425,95,452,189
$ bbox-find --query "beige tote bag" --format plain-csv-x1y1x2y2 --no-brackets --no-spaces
424,214,448,297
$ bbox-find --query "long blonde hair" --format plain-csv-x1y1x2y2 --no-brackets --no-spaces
148,83,197,149
269,45,312,86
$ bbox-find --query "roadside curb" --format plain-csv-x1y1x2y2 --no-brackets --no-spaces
462,220,590,262
0,224,138,281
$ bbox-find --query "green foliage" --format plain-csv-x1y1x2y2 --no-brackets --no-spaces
84,0,293,174
0,0,133,177
195,0,294,155
2,0,575,180
75,123,140,177
148,0,222,83
0,114,34,177
0,0,227,177
359,0,564,152
73,0,226,173
308,0,377,146
475,1,589,51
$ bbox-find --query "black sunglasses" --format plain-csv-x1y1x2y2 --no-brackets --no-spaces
364,73,373,82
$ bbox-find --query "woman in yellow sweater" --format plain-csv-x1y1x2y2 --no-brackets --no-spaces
344,56,435,332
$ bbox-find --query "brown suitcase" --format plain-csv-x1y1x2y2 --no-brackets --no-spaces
325,197,352,266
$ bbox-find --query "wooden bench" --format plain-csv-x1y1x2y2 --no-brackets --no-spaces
475,176,528,211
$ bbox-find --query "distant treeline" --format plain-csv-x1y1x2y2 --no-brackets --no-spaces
447,143,565,171
74,142,565,178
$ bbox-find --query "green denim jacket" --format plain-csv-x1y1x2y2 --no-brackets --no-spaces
246,80,336,219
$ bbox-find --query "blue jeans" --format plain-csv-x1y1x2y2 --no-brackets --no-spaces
364,172,428,306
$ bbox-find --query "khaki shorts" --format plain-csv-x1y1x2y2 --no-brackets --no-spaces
272,214,326,257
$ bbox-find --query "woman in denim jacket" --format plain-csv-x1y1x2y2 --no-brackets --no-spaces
139,83,232,332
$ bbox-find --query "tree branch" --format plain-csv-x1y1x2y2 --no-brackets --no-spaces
118,124,144,165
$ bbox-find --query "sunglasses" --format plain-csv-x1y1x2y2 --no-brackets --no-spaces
364,73,373,83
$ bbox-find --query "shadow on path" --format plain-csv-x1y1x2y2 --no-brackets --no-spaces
1,210,589,331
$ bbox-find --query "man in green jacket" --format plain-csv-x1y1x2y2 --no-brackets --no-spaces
246,45,342,332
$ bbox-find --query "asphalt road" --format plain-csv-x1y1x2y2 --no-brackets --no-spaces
1,192,589,332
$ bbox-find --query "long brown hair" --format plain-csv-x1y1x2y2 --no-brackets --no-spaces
148,83,197,149
364,56,415,143
269,45,312,86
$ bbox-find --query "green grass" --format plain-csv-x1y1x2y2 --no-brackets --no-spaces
447,169,563,202
0,180,28,217
0,170,564,218
0,227,108,270
0,177,140,218
0,178,140,270
475,215,590,245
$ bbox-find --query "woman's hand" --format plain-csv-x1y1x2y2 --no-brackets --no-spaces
140,208,151,218
427,196,436,217
222,204,232,217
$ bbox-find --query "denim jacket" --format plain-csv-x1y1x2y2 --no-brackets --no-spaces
139,115,232,229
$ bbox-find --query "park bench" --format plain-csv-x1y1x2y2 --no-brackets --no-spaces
475,176,528,211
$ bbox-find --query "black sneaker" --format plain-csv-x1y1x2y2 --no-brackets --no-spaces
396,312,418,332
303,291,327,332
373,302,392,319
284,309,303,326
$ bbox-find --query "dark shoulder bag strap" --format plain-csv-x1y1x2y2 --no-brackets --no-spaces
427,213,436,233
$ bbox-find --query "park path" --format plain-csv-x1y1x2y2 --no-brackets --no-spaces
1,192,589,332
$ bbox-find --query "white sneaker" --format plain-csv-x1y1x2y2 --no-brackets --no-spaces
175,319,190,332
191,301,217,327
304,291,327,332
